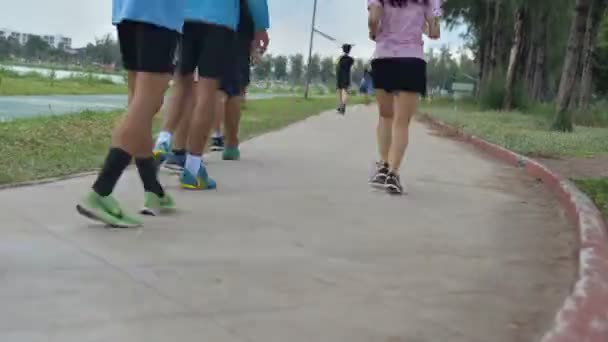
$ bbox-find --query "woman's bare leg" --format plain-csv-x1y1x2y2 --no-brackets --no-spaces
388,91,417,173
375,89,393,162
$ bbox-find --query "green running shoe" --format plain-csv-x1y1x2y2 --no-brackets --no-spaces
222,146,240,161
141,192,176,216
76,191,142,228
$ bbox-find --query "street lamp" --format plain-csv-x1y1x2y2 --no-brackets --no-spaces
303,0,349,99
304,0,318,99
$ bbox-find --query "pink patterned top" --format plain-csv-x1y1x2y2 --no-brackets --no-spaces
368,0,442,60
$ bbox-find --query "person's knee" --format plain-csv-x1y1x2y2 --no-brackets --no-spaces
379,105,393,118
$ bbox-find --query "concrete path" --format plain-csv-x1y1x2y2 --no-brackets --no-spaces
0,105,575,342
0,93,289,120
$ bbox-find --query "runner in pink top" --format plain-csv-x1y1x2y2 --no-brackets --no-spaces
367,0,442,195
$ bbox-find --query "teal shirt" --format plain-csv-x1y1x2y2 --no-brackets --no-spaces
184,0,269,31
247,0,270,31
112,0,185,33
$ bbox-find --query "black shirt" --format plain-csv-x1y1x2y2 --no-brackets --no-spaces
337,55,354,80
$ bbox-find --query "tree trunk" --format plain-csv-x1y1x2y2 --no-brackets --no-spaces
478,0,493,96
532,12,548,101
553,0,591,131
578,0,608,109
504,7,526,110
488,0,502,81
523,17,536,92
480,0,493,84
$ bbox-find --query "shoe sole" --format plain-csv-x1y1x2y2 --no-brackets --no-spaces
76,205,138,228
180,184,217,191
163,164,184,173
385,184,406,195
211,147,225,152
369,175,388,189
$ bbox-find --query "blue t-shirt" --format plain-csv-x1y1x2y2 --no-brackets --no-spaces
112,0,186,33
247,0,270,31
184,0,269,32
185,0,240,30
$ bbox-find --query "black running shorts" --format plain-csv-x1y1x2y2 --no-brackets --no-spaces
177,22,236,79
371,58,427,96
220,38,252,97
117,20,180,74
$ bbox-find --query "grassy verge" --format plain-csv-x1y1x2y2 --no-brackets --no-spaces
0,96,362,185
420,103,608,158
573,178,608,217
2,61,121,75
0,74,126,95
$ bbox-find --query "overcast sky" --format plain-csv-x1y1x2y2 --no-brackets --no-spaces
0,0,466,59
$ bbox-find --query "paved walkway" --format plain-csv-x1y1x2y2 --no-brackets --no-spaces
0,105,575,342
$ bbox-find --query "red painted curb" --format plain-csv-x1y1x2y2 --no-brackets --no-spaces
423,116,608,342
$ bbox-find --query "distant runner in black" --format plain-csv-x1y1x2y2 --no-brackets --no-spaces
336,44,354,115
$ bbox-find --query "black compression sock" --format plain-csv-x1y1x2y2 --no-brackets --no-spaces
92,148,132,196
172,149,186,156
135,157,165,197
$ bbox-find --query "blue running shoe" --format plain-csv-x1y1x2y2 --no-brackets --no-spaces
153,140,171,164
163,153,186,172
180,163,217,190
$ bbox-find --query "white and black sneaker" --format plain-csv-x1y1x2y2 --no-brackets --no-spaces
385,172,405,195
369,161,390,188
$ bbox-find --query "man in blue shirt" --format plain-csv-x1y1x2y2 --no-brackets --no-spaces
154,0,270,189
76,0,185,228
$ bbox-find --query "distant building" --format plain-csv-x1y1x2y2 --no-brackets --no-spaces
0,28,72,49
452,82,475,99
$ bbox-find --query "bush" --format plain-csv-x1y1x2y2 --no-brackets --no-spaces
575,100,608,127
479,74,530,111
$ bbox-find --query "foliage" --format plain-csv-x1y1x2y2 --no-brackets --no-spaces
573,178,608,217
422,103,608,157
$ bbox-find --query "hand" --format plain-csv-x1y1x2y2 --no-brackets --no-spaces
250,46,262,65
427,18,440,40
252,30,270,55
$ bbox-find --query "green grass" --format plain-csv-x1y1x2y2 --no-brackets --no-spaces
573,178,608,217
420,104,608,157
3,61,122,75
0,73,127,95
0,96,362,185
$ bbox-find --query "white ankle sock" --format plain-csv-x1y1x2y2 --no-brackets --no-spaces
185,154,202,175
212,131,223,138
156,131,172,146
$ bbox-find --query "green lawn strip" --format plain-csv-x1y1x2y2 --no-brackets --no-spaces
573,178,608,217
0,96,362,185
0,76,127,95
420,104,608,158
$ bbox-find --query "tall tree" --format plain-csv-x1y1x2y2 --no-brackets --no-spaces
24,36,50,60
289,54,304,84
273,55,288,80
352,58,367,85
306,54,321,82
504,5,526,110
531,11,549,101
253,54,273,80
578,0,608,108
553,0,592,131
320,56,335,83
594,16,608,95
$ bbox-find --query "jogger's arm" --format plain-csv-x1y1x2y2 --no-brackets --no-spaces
367,1,383,41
